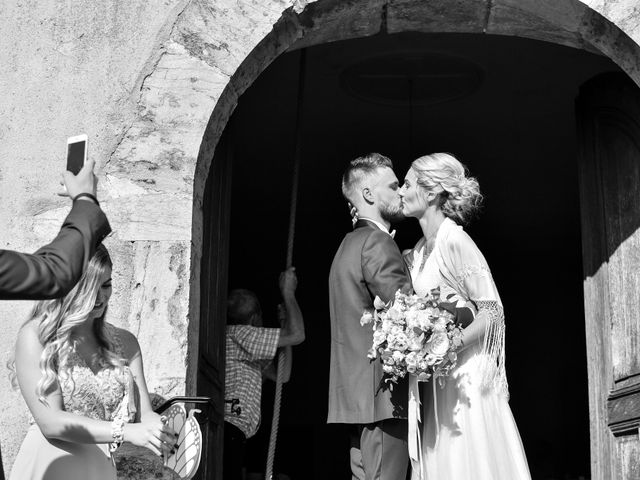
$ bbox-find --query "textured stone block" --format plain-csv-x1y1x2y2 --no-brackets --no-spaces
387,0,487,34
489,0,599,52
292,0,387,49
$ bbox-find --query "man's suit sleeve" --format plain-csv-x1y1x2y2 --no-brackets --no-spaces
0,200,111,300
362,229,412,303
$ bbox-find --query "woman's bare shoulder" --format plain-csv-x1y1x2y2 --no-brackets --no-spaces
16,320,40,345
14,321,45,364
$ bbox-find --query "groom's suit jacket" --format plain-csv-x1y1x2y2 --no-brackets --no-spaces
328,219,411,425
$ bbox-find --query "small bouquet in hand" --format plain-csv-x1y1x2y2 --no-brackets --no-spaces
361,287,464,386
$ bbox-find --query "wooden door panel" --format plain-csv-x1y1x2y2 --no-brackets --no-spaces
599,115,640,384
197,126,233,480
577,72,640,479
577,79,614,480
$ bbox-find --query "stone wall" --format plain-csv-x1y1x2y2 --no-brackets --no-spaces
0,0,639,478
0,0,191,474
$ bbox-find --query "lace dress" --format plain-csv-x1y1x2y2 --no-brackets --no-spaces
408,218,531,480
10,325,135,480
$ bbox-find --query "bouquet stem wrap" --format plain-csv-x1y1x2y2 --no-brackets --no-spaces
408,375,424,480
409,376,442,480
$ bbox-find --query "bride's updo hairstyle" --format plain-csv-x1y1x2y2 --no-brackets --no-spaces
412,152,482,225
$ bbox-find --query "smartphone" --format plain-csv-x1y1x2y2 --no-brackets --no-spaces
66,134,88,175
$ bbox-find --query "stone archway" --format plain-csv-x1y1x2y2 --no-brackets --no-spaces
98,1,640,478
187,1,640,389
186,0,640,391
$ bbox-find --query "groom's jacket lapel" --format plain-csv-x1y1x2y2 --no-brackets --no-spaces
327,218,411,425
354,219,411,303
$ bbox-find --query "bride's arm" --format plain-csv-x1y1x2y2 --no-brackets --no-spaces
444,232,502,352
442,230,508,392
459,307,486,351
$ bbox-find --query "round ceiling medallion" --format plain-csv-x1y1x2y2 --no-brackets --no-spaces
340,52,484,106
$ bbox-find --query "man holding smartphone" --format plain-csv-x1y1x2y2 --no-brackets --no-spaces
0,157,111,299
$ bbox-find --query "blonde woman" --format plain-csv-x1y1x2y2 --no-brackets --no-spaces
398,153,530,479
9,245,176,480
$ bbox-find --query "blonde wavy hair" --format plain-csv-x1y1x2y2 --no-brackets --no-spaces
9,245,125,403
411,152,483,224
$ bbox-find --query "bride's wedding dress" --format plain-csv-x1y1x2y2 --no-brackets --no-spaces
408,218,531,480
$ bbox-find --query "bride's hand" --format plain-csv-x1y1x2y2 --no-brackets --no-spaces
123,413,178,456
464,300,477,317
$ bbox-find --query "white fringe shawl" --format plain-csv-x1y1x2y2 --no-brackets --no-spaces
433,218,509,398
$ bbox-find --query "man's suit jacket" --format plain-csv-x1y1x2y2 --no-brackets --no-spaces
328,219,412,425
0,200,111,300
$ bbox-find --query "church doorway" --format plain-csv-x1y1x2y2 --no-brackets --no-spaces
201,31,623,479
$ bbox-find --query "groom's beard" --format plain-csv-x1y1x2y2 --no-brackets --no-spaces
380,201,405,224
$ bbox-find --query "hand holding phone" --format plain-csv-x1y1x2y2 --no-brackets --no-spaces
59,135,98,201
62,159,97,200
66,135,87,175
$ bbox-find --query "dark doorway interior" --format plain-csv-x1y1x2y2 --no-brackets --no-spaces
221,32,619,479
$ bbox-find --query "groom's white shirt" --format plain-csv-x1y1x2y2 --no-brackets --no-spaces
358,216,396,238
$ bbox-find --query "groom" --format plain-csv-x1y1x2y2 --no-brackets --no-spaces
328,153,411,480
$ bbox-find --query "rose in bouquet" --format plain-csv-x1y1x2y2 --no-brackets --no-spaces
361,287,464,386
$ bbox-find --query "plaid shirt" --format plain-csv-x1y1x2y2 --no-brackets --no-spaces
225,324,280,438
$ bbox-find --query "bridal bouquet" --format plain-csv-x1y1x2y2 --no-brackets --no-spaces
361,288,464,385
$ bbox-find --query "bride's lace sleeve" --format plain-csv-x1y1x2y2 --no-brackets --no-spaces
448,232,509,398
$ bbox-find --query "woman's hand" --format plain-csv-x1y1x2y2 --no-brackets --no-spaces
123,412,178,457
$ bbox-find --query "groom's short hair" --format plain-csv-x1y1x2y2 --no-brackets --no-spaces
227,289,262,325
341,153,393,204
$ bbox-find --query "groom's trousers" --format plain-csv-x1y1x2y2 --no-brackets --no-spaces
350,419,408,480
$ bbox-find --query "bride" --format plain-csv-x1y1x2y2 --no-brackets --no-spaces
398,153,531,480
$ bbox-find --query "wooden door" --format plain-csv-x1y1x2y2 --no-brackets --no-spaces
577,72,640,480
197,127,233,480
